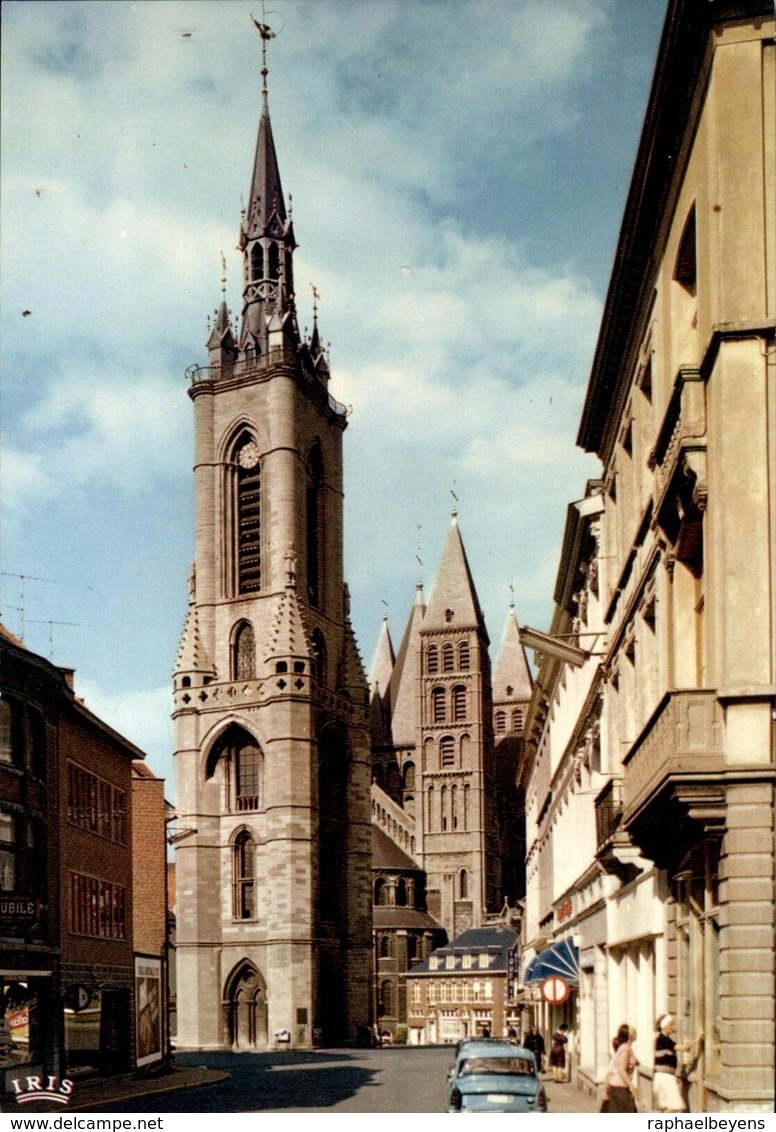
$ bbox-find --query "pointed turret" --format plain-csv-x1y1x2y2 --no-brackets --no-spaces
264,545,311,675
369,616,395,697
493,605,533,703
207,298,237,371
424,512,487,639
386,583,426,747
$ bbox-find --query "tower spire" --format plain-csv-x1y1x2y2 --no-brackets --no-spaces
239,15,297,355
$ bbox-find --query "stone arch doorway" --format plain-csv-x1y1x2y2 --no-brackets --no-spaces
223,960,268,1049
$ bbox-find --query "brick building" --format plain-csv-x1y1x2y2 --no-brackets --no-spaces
1,625,143,1094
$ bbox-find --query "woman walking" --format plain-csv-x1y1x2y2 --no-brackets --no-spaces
653,1014,704,1112
549,1022,569,1082
600,1024,639,1112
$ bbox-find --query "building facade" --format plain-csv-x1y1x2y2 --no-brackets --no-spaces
172,36,372,1051
1,626,142,1095
405,925,520,1046
523,0,775,1112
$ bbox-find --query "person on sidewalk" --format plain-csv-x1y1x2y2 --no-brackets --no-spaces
549,1023,569,1082
523,1023,546,1072
653,1014,703,1112
600,1024,639,1113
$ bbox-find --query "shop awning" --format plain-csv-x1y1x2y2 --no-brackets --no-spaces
523,938,579,985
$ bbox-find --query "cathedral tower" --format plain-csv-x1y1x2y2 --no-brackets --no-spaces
172,26,371,1050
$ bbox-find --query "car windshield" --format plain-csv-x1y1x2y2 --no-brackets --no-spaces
460,1056,535,1078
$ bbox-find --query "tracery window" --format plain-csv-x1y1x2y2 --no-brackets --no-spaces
233,621,256,680
236,746,260,812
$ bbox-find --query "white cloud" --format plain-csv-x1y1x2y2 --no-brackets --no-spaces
76,678,175,786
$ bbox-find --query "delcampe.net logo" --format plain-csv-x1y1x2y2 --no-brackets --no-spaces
10,1075,74,1106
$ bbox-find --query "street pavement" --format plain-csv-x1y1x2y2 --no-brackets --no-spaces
59,1047,601,1114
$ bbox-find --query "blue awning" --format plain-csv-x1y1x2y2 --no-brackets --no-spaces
523,938,579,985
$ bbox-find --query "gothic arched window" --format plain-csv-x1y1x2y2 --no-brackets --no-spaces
232,830,256,919
228,432,262,596
232,621,256,680
307,443,324,607
396,878,408,907
374,878,387,906
268,243,280,281
431,687,446,724
236,745,260,812
403,762,416,792
250,243,263,282
452,685,466,722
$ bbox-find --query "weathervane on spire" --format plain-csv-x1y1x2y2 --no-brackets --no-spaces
250,9,280,102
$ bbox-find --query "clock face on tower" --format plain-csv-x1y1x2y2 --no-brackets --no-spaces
238,441,260,469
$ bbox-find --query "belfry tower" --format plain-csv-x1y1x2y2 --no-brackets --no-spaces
172,24,372,1050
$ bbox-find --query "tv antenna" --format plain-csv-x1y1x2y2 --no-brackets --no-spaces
1,571,56,641
28,618,80,662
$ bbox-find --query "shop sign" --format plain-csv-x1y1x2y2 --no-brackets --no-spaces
541,976,570,1005
64,984,93,1013
556,899,573,922
0,896,40,922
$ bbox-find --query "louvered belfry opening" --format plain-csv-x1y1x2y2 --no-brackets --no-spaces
237,461,262,593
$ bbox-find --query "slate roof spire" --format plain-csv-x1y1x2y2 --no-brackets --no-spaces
423,511,487,640
238,17,298,353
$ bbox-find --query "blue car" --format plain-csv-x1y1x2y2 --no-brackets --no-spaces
447,1044,548,1113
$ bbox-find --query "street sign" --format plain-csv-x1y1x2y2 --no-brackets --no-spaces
541,976,570,1005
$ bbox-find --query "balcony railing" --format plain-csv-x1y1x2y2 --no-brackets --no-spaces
185,355,347,417
622,689,723,818
594,778,623,847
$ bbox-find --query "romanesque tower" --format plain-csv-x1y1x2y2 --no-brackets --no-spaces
370,514,530,940
172,26,372,1050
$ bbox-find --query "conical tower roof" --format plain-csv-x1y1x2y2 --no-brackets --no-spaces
423,513,486,637
369,616,395,696
386,583,426,747
492,606,533,702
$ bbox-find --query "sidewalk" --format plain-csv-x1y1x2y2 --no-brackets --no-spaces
542,1076,601,1114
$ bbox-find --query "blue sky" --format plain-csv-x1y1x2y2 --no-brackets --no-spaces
0,0,666,788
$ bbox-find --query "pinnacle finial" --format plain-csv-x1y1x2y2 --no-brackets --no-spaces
220,251,227,296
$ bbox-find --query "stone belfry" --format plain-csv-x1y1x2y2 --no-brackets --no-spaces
172,22,372,1051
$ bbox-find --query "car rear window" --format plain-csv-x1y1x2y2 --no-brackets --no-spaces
460,1057,535,1077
